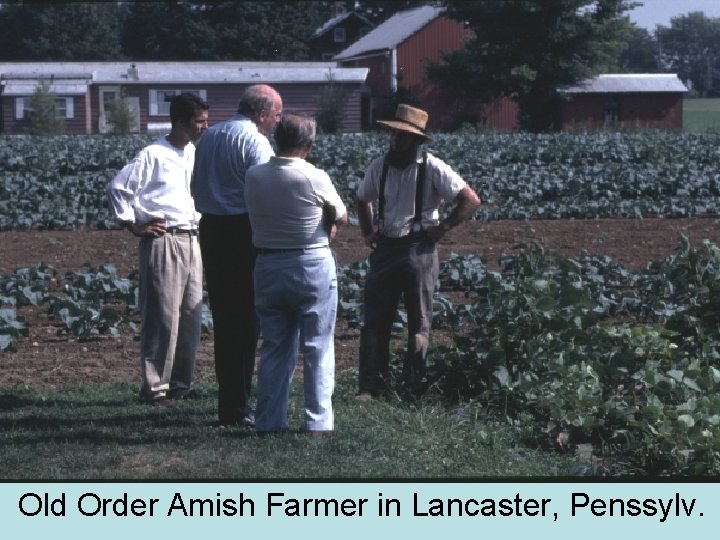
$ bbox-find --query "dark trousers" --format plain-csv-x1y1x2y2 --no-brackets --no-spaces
199,214,258,424
358,236,439,395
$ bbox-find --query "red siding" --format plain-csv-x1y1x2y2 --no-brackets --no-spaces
342,56,391,97
396,16,469,89
562,93,684,130
3,81,365,135
1,94,87,135
339,15,518,131
396,16,473,130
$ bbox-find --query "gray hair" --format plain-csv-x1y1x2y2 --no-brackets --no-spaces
274,114,317,152
237,84,278,117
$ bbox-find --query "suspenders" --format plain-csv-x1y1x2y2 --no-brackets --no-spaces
378,152,427,235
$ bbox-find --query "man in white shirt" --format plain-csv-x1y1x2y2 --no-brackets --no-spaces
107,93,209,407
355,104,481,400
245,114,347,433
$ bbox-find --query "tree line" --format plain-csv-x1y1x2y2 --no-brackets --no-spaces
0,1,422,62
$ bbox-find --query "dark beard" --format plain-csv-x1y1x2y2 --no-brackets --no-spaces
386,148,417,169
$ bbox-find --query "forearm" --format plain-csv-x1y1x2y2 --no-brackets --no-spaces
356,199,374,236
439,186,481,230
428,186,481,242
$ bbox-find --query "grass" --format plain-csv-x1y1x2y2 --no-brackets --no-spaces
683,98,720,131
0,372,582,480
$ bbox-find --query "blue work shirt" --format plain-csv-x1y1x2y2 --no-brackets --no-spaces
191,114,274,215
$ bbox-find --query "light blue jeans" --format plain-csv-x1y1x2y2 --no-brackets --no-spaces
254,247,337,432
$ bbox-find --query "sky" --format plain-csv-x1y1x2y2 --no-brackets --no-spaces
628,0,720,29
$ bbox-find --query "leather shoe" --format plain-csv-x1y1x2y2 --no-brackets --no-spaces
150,396,176,409
168,388,202,401
214,410,255,428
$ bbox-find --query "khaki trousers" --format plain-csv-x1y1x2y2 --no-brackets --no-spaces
138,233,203,398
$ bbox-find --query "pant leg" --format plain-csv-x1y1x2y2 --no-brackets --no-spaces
254,254,300,432
401,239,439,392
169,234,203,395
358,243,404,395
199,214,258,424
299,250,337,431
138,235,183,398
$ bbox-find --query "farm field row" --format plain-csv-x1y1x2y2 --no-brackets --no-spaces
2,130,720,231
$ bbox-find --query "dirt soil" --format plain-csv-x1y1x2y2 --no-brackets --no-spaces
3,217,720,390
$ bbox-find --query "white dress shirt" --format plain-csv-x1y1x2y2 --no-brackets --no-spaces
107,136,200,229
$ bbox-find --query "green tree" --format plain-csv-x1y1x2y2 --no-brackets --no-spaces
121,1,330,60
315,75,347,134
0,2,124,60
350,0,430,24
617,25,659,73
428,0,636,132
120,2,207,60
107,96,137,135
657,12,720,97
26,80,65,136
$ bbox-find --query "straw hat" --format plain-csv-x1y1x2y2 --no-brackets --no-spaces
376,104,431,141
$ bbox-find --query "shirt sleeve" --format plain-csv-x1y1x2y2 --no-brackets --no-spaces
243,131,275,169
355,157,383,203
314,170,347,220
106,152,148,223
427,153,466,201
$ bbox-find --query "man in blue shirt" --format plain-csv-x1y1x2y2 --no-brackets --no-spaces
191,84,283,427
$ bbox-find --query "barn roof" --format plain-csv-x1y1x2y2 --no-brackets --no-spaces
0,61,368,95
334,5,443,61
560,74,688,94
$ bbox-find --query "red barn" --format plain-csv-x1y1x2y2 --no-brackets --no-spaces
334,5,518,132
560,74,688,131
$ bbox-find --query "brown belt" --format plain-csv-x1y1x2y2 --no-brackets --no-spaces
166,227,198,236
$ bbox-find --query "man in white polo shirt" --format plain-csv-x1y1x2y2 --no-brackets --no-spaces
245,113,347,433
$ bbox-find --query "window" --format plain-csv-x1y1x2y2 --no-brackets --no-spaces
603,96,621,125
149,89,207,116
102,90,118,111
334,27,346,43
15,96,74,120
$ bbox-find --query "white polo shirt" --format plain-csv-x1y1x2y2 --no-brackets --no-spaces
245,156,347,249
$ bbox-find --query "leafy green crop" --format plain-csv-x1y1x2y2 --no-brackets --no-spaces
2,131,720,230
420,239,720,475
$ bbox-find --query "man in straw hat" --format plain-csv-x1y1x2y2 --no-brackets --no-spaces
355,104,481,400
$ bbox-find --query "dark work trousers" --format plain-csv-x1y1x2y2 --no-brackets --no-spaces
199,213,258,424
358,235,439,395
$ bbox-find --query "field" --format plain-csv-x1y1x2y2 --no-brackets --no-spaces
3,219,720,388
0,218,720,388
684,98,720,131
3,131,720,477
